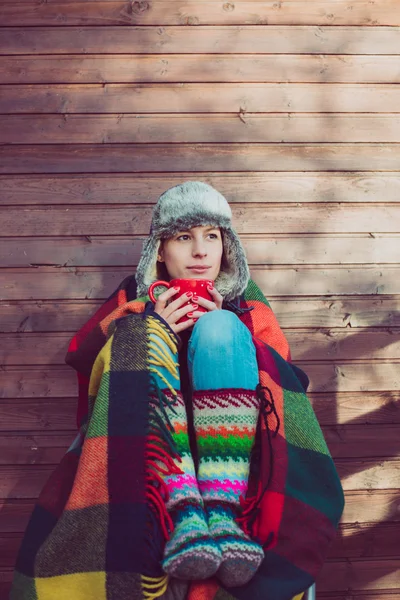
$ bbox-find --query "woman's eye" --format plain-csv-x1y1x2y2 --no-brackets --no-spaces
177,234,190,241
208,233,218,239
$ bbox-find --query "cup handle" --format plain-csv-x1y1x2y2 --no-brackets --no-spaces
148,280,170,303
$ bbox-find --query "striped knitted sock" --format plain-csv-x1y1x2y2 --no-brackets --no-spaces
192,388,264,587
154,389,221,580
206,502,264,587
162,501,222,580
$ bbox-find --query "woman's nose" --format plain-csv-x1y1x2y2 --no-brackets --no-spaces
192,243,207,257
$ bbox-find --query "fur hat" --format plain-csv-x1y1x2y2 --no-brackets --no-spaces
135,181,250,301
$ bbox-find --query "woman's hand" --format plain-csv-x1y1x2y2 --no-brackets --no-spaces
193,284,224,311
153,287,203,334
153,284,223,334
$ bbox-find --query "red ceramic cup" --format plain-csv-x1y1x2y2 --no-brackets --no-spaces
148,278,214,324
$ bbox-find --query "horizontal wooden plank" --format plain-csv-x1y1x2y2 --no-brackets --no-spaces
2,26,400,55
0,433,76,465
0,296,400,334
342,490,400,524
2,173,400,205
0,424,397,463
318,559,400,592
4,114,400,144
1,459,398,498
1,535,22,568
2,144,399,174
2,55,400,84
312,392,400,426
0,490,397,534
323,424,399,459
2,297,400,333
0,400,76,432
0,501,34,534
338,459,400,491
0,1,399,27
3,235,400,268
1,361,399,397
1,266,400,299
0,466,56,499
2,205,400,236
2,84,400,114
329,522,400,559
2,329,400,365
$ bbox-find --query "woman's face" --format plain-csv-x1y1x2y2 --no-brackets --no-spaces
158,225,223,281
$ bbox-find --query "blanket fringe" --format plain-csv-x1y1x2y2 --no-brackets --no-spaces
144,316,184,568
141,574,169,600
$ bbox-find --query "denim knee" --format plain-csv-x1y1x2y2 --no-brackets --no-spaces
187,309,259,391
190,309,249,351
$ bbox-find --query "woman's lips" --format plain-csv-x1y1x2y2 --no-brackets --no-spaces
187,266,210,273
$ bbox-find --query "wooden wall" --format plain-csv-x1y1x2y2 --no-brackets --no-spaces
1,1,400,598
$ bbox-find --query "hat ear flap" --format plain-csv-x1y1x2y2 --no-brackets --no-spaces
214,229,250,301
136,237,161,298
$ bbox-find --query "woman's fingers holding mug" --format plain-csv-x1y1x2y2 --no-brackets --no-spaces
192,295,218,312
162,291,193,320
207,285,223,309
154,285,180,313
167,301,198,325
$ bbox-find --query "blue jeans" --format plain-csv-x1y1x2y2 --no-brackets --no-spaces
150,309,259,392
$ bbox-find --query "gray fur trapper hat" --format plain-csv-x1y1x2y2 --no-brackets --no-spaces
135,181,250,301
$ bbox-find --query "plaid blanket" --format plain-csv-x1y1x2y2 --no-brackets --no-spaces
10,276,344,600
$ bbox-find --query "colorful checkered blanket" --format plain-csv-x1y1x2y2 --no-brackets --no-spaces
10,276,344,600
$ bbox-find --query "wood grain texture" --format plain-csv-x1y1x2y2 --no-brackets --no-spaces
1,144,399,173
1,26,400,55
3,114,400,144
0,400,77,431
0,1,399,26
2,55,400,84
1,205,400,236
1,173,400,204
1,84,400,114
1,0,400,593
1,297,399,333
317,559,400,592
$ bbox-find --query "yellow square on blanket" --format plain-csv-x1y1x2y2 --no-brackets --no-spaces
36,571,106,600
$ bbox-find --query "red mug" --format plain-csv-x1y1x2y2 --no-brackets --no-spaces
148,278,214,324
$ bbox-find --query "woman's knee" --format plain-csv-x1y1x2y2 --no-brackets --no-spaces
188,309,259,391
190,309,251,350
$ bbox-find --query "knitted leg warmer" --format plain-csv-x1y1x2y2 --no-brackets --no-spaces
147,317,221,580
192,388,264,587
159,390,222,580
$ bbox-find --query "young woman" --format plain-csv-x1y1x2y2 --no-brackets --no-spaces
10,181,344,600
135,183,266,585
